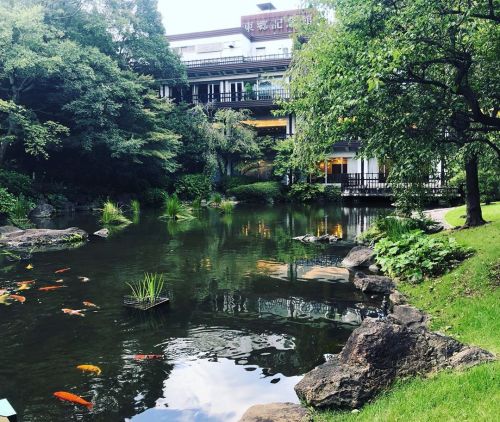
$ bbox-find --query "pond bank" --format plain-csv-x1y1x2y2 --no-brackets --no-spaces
243,204,499,421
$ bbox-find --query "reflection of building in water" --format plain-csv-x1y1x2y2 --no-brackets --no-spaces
256,260,349,282
207,289,363,326
316,215,344,239
240,221,272,238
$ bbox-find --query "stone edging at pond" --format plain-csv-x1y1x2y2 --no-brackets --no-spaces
0,226,88,251
239,246,496,422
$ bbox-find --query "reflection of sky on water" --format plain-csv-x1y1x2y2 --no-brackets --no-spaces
132,358,301,422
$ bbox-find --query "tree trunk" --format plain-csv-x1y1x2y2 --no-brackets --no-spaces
464,154,485,227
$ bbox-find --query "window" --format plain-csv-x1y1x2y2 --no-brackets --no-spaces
256,47,266,56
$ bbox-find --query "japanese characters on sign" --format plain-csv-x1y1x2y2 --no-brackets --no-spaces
242,11,312,36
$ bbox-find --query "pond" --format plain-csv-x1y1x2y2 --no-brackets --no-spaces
0,203,388,421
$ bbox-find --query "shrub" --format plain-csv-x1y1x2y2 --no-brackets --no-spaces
141,188,168,208
358,215,434,245
220,200,234,214
374,230,472,283
324,185,342,202
228,181,282,202
288,182,325,202
162,194,194,220
0,170,33,197
211,192,222,206
101,200,131,226
175,174,212,200
218,175,255,193
8,195,34,228
0,188,17,217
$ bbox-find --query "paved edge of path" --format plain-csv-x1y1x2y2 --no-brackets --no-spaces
423,207,457,229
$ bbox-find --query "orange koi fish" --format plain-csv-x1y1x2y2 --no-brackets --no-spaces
18,280,35,284
133,354,163,360
82,301,99,308
0,294,12,305
9,294,26,303
16,283,32,291
62,308,85,317
53,391,93,410
76,364,102,375
39,286,66,291
54,268,71,274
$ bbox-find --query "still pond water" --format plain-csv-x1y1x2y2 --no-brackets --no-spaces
0,204,388,421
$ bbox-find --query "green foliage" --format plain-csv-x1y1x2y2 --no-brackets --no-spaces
219,200,234,214
228,182,282,203
141,188,168,208
0,170,33,197
101,200,132,226
358,216,433,244
374,230,471,283
218,175,255,193
8,195,34,228
288,182,325,202
0,187,16,215
211,193,222,206
323,185,341,202
175,174,212,200
162,194,194,221
127,273,165,302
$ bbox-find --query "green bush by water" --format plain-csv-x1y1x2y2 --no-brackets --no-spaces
374,230,472,283
175,174,212,200
211,192,222,206
141,188,168,208
101,200,132,226
163,194,195,221
220,200,234,214
228,181,282,202
127,273,165,302
358,215,434,244
0,169,34,198
288,182,325,202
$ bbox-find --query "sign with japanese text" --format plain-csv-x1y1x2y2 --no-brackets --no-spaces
241,9,312,36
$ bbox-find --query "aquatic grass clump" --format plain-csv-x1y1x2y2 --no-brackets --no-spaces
219,200,234,214
130,199,140,223
9,195,34,228
211,193,222,206
127,273,165,302
162,194,195,221
101,200,131,226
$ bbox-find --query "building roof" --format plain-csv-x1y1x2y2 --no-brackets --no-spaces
168,27,252,42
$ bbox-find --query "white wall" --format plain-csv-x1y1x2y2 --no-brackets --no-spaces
251,38,293,56
170,34,252,61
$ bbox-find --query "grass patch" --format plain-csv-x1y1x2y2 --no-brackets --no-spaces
445,202,500,227
101,200,132,226
162,194,195,221
127,273,165,302
316,206,500,421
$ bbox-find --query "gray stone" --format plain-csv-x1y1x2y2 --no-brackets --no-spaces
0,227,87,250
239,403,308,422
0,226,23,238
368,264,380,273
341,246,375,268
293,234,318,243
295,317,494,410
353,272,395,294
29,203,56,219
93,228,110,238
389,290,407,306
389,305,427,328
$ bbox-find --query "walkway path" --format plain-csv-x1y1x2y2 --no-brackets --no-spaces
423,207,456,229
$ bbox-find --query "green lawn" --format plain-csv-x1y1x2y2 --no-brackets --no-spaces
445,202,500,227
314,203,500,421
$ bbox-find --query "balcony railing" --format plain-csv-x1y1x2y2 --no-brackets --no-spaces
191,88,289,104
182,53,292,68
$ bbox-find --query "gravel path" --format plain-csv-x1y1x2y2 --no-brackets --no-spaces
423,207,456,229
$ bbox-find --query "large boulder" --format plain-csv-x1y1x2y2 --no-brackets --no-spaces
239,403,308,422
341,246,375,268
29,203,56,219
0,226,23,238
0,227,88,250
353,272,395,294
295,307,494,409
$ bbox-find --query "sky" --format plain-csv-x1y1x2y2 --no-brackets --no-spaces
158,0,302,35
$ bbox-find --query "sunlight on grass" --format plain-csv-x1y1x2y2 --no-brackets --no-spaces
445,202,499,227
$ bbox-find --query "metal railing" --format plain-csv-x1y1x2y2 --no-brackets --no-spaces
324,173,457,197
191,88,289,104
182,53,292,68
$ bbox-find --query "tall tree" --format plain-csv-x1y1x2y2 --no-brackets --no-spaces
284,0,499,226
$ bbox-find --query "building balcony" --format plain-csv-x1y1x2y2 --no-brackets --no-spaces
182,53,292,68
182,54,292,78
171,88,289,108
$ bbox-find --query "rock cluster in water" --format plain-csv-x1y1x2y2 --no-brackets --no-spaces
293,234,339,243
0,227,88,250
